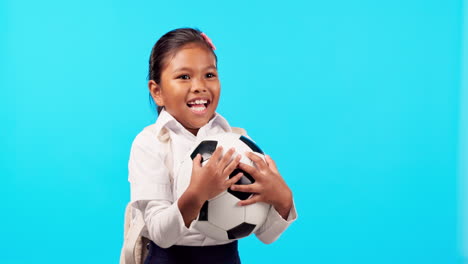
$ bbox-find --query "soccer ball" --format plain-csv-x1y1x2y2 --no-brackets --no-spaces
175,132,271,241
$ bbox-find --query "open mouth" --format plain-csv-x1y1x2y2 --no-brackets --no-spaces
187,98,210,113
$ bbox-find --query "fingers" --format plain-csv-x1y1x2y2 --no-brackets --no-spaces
223,152,241,175
245,152,268,170
265,154,279,173
209,146,224,163
230,183,260,194
192,153,202,168
219,148,237,168
225,172,243,187
237,162,257,177
238,194,261,206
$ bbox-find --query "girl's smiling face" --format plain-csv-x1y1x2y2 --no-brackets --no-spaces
149,43,220,135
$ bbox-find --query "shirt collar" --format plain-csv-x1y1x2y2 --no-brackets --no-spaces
153,109,231,140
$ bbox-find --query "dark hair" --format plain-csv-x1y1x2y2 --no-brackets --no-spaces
148,28,218,114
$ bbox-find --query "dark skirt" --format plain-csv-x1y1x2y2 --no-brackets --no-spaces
144,240,241,264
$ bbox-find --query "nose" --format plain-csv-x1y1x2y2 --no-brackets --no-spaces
191,78,207,93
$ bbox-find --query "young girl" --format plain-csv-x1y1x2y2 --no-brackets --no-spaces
128,28,297,264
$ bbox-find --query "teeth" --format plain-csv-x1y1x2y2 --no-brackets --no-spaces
190,105,206,112
188,99,208,105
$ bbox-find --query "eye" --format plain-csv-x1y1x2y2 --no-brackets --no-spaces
177,74,190,80
206,72,217,78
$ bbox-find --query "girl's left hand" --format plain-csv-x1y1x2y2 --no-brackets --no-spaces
230,152,293,220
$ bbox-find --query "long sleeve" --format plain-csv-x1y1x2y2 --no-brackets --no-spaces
128,131,172,202
128,129,191,248
255,201,298,244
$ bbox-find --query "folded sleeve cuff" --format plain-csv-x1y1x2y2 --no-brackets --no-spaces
173,199,197,232
255,200,297,244
272,200,298,223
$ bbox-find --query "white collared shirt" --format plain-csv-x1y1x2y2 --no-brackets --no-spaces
128,110,297,248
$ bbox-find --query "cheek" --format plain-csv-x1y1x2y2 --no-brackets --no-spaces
162,83,186,99
211,82,221,96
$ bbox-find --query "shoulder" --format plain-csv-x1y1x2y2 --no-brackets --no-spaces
130,124,167,157
211,113,249,137
132,124,159,145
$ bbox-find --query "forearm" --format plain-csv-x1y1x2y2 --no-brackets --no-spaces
255,200,297,244
274,195,293,220
177,188,206,227
272,187,293,220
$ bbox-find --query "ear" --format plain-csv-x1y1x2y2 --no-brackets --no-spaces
148,80,164,106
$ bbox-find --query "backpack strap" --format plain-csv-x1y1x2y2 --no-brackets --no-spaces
231,127,247,136
120,128,172,264
120,203,146,264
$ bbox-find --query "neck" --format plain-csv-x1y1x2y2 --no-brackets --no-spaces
187,127,199,136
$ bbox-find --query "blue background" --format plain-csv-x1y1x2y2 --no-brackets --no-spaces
1,0,467,263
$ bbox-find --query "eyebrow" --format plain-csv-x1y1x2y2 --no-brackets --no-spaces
172,65,217,73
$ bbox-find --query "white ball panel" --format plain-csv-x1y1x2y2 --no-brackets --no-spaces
244,202,270,228
236,144,265,168
208,192,244,230
193,221,229,241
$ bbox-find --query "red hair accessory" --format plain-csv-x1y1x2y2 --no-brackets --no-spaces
200,32,216,50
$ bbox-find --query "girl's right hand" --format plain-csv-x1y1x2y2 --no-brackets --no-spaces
188,146,244,202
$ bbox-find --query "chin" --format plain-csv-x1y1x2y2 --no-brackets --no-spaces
188,119,210,131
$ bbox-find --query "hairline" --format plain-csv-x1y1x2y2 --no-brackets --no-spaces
157,42,218,83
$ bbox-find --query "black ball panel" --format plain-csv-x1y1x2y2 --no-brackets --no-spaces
190,140,218,162
228,168,255,200
227,222,256,239
239,135,264,154
198,201,209,221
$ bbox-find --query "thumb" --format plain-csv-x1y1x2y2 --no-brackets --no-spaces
192,154,203,169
